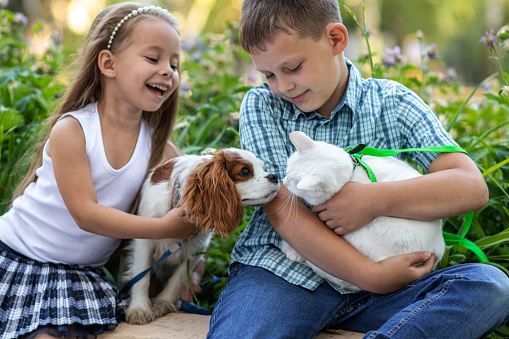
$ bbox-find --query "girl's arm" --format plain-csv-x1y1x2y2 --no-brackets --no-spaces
48,116,199,240
313,152,488,235
264,184,435,294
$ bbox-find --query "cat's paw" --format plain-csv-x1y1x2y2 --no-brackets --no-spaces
286,250,305,262
281,241,305,262
151,297,179,318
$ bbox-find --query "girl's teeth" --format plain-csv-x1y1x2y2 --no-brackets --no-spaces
148,84,167,92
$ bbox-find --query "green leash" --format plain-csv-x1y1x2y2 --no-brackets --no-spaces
345,144,488,263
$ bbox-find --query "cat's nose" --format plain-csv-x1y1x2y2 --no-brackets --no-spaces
267,174,279,184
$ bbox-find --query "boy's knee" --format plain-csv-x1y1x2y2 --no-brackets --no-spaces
465,264,509,308
486,264,509,297
478,264,509,290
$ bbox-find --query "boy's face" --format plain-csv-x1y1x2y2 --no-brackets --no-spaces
250,26,348,118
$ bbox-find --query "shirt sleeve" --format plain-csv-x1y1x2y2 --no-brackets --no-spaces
239,86,291,181
392,84,459,171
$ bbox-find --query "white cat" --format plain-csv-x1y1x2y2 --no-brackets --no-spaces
282,131,445,292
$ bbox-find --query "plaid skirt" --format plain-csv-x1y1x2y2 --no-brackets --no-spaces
0,241,127,338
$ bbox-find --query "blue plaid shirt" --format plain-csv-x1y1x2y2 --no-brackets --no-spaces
235,58,458,292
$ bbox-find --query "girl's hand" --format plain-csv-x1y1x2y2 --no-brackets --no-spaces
313,182,379,235
162,207,201,239
357,251,436,294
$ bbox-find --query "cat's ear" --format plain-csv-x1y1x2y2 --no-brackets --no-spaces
297,175,322,191
289,131,314,153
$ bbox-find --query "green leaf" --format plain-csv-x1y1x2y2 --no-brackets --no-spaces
475,229,509,249
443,232,489,262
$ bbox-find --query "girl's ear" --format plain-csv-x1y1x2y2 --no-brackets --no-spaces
98,50,116,77
326,23,348,55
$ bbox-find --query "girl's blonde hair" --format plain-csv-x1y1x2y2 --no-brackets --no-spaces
13,2,181,201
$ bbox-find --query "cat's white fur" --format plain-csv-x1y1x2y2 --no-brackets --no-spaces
282,131,445,292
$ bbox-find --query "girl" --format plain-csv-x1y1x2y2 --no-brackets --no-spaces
0,2,198,338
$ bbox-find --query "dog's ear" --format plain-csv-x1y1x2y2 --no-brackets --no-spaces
178,150,243,238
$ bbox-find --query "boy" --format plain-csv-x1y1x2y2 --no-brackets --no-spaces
207,1,509,338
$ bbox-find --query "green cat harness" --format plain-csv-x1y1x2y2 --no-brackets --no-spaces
344,144,488,263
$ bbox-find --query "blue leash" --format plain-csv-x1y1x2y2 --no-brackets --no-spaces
120,240,188,294
119,240,211,315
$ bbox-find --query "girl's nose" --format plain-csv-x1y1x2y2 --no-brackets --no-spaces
161,64,174,77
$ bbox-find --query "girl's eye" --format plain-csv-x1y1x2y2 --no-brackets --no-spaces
171,65,178,71
146,57,157,63
265,73,275,80
239,167,251,176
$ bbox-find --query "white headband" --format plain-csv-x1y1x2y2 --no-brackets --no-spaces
107,5,169,50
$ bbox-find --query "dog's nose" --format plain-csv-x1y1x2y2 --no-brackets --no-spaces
267,174,279,184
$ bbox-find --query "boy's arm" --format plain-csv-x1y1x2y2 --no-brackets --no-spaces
263,184,436,294
314,152,488,235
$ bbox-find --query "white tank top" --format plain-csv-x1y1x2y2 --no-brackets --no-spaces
0,102,151,266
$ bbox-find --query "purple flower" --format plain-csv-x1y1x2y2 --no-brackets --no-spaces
426,44,440,60
0,0,8,8
383,46,403,68
480,30,498,48
13,12,28,25
445,68,457,82
51,31,63,45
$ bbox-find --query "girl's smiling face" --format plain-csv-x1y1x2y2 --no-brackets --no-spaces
110,17,180,113
250,26,348,118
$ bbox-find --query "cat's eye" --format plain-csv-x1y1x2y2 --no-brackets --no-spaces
239,167,251,176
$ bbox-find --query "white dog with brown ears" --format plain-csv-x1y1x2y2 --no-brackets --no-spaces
121,148,280,324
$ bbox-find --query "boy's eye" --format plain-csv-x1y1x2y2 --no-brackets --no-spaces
171,65,178,71
146,57,157,63
288,64,302,73
265,73,275,80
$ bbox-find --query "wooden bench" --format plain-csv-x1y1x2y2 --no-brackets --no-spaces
98,313,365,338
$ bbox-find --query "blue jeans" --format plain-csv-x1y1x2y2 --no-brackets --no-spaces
207,263,509,339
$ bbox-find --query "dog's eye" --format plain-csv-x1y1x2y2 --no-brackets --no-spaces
239,167,251,176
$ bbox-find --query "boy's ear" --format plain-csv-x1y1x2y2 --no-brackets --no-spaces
326,23,348,55
98,50,116,77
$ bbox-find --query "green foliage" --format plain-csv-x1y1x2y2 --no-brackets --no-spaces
175,22,252,153
1,4,508,334
0,7,66,212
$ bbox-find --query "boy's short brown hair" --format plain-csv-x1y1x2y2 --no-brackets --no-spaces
240,0,342,53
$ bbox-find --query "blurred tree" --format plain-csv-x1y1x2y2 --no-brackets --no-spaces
5,0,509,84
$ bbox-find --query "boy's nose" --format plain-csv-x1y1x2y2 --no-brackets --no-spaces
278,76,295,93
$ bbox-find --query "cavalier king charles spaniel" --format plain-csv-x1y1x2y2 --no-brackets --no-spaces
121,148,280,324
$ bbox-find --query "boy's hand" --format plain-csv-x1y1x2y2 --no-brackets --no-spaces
357,251,436,294
313,182,378,235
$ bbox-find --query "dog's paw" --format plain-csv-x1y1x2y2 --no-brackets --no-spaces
151,297,179,318
125,306,155,325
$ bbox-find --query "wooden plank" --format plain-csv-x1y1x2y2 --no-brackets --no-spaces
98,313,365,338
